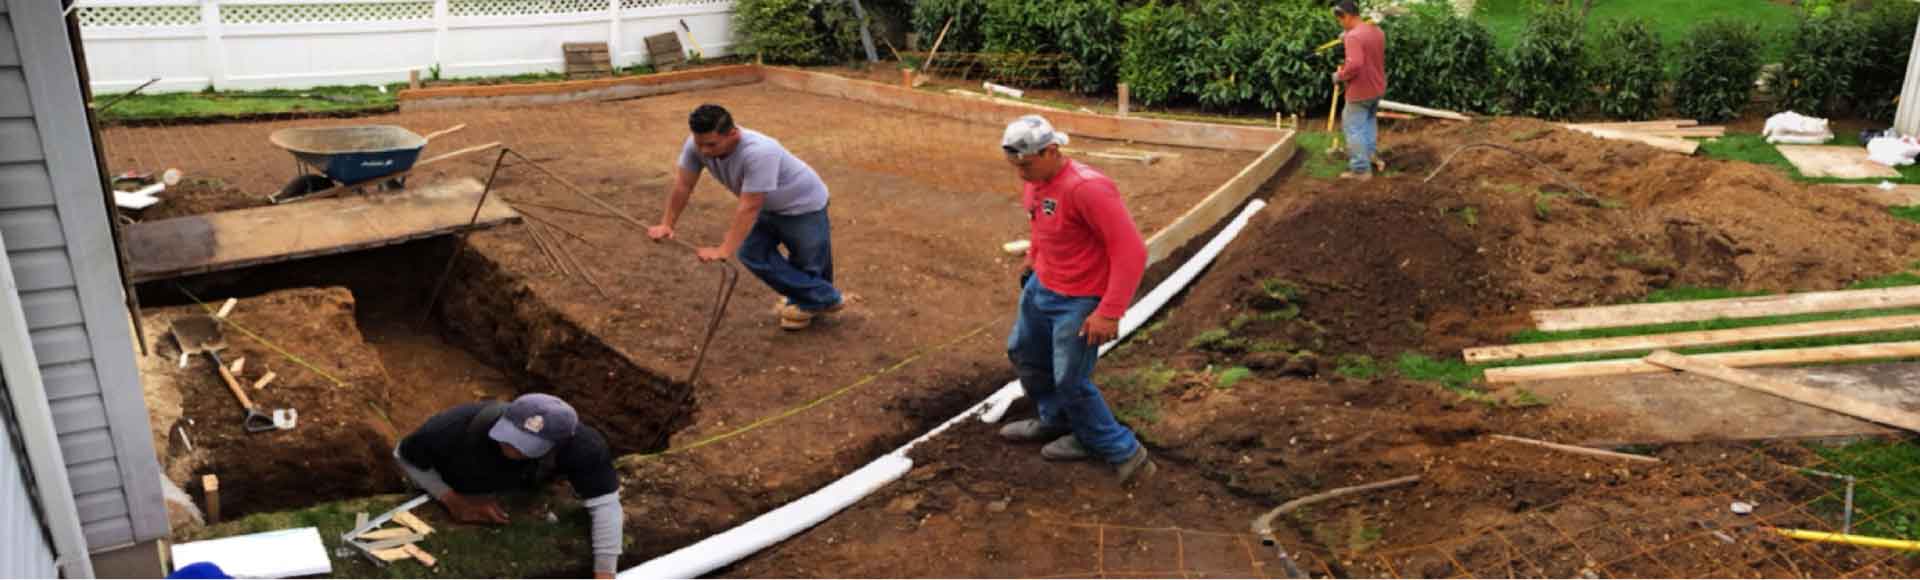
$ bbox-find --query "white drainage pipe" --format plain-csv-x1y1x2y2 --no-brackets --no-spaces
622,199,1269,580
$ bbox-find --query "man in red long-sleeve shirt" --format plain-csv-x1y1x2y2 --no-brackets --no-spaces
994,115,1155,485
1333,0,1387,179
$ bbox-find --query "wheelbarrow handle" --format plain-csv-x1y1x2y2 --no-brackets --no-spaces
421,124,467,142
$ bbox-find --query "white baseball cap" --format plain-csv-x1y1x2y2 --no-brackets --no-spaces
1002,115,1070,157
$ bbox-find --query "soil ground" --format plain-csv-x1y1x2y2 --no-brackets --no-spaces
108,82,1260,569
729,118,1920,577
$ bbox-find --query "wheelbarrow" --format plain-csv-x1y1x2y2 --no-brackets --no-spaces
267,124,500,204
170,315,295,433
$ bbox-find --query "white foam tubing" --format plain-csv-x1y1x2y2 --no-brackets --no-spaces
621,199,1269,580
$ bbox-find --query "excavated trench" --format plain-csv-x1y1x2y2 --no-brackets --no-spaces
137,237,693,519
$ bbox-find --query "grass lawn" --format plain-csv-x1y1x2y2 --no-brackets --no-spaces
1473,0,1800,60
179,493,600,578
1701,133,1920,186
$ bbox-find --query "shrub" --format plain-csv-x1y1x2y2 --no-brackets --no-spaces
1674,20,1764,123
1777,12,1868,117
1250,1,1344,115
1383,1,1499,114
1503,7,1587,119
911,0,985,54
736,0,862,65
1587,19,1665,120
1189,0,1268,110
1853,1,1920,122
1118,1,1201,106
981,0,1122,94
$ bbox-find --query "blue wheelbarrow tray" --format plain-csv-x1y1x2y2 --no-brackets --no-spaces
269,125,428,185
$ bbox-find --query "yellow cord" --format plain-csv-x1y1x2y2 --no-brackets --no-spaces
628,318,1002,461
176,287,353,389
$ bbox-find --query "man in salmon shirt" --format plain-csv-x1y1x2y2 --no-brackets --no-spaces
994,115,1155,485
1334,0,1387,179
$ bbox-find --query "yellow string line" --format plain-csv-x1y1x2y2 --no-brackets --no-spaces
631,318,1002,461
176,287,352,389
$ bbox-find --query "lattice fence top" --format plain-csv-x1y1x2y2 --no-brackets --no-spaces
448,0,607,17
77,5,201,27
622,0,729,9
222,2,436,24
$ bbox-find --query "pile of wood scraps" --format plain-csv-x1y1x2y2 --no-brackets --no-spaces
344,495,440,568
1561,119,1725,155
1471,286,1920,435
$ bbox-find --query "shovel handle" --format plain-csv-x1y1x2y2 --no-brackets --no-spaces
216,361,255,411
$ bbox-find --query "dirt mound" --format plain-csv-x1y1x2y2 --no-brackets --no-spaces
141,287,400,517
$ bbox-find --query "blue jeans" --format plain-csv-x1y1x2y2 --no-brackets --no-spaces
1006,276,1139,464
1344,97,1380,174
737,208,842,311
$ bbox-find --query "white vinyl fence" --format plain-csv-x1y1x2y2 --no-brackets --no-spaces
74,0,737,93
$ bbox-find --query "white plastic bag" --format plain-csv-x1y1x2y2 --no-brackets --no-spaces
1867,136,1920,167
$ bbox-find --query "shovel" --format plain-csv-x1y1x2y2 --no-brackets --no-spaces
170,316,292,433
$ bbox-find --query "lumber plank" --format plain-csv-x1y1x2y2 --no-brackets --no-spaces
1142,137,1296,264
1464,315,1920,363
1484,341,1920,383
1645,350,1920,432
402,544,438,567
393,511,435,536
1563,125,1698,155
1489,434,1662,463
1379,100,1469,121
252,371,277,390
356,527,415,541
1566,119,1700,129
1531,286,1920,331
370,547,413,562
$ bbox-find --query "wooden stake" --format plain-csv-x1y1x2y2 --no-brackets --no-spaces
215,298,237,319
1117,83,1130,117
901,67,914,89
408,69,421,90
1489,434,1662,463
251,371,277,391
393,511,436,536
202,474,220,523
402,544,438,567
1645,350,1920,432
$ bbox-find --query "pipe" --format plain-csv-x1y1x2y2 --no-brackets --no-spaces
621,199,1269,579
1772,528,1920,551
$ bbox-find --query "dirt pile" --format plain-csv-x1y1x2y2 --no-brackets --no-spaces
141,287,400,518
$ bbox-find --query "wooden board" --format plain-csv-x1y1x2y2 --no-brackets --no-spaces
1530,286,1920,331
392,511,435,536
125,178,518,282
1567,119,1700,130
356,528,415,541
1563,125,1699,155
1834,183,1920,207
1465,315,1920,363
401,544,438,567
1143,138,1297,264
1485,341,1920,383
1646,350,1920,432
1776,145,1902,179
645,32,685,67
370,547,412,562
1378,100,1469,121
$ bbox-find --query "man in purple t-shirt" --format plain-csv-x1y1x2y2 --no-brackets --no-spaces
647,104,845,331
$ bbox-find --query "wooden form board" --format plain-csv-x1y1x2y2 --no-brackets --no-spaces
397,65,761,111
125,178,519,282
1143,138,1296,264
758,66,1288,152
1484,341,1920,383
1645,350,1920,432
1563,125,1699,155
1530,285,1920,331
1776,145,1902,179
1465,315,1920,363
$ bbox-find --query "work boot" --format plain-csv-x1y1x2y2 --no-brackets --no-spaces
1338,171,1373,181
998,419,1071,443
1041,434,1092,462
778,307,816,331
1115,446,1157,486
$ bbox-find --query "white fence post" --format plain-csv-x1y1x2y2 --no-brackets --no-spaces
432,0,449,79
607,0,623,70
201,0,228,90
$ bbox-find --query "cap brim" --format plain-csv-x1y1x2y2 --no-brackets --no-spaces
488,417,555,458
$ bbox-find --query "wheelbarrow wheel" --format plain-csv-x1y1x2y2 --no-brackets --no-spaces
278,174,335,198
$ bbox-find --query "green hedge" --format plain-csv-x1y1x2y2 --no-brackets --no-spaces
1116,0,1338,112
911,0,985,54
1674,20,1764,123
1383,2,1498,114
1504,7,1586,119
981,0,1121,94
735,0,862,65
1117,1,1198,106
1587,19,1665,120
1854,1,1920,122
1778,13,1867,117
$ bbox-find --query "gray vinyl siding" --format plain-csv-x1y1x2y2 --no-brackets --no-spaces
0,0,166,552
1,365,60,578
